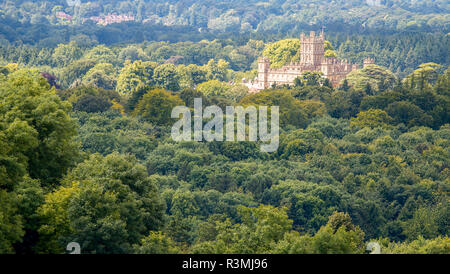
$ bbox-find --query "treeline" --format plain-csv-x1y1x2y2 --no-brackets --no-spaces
0,58,448,253
1,0,449,34
0,14,214,47
0,33,448,84
333,33,450,77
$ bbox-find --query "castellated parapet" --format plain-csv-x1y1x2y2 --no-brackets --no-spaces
244,32,370,92
363,58,375,67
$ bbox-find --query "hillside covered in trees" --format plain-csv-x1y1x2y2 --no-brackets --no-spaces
2,0,449,33
0,0,448,255
0,0,449,47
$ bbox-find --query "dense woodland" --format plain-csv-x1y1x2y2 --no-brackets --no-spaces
0,0,449,254
0,0,449,46
1,0,449,33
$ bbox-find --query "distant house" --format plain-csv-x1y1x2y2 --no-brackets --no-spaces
89,14,135,26
56,11,73,21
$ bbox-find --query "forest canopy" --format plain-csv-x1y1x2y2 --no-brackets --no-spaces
0,0,448,255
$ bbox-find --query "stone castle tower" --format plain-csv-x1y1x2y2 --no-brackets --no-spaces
300,31,324,69
363,58,375,68
257,57,270,90
244,31,366,91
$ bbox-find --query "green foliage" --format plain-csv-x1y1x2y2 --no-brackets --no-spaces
383,236,450,254
75,111,158,159
350,109,394,129
197,80,229,97
63,86,120,113
345,65,397,94
240,89,308,128
192,205,293,254
205,59,230,82
404,63,442,90
275,212,365,254
197,80,249,102
82,63,117,90
133,231,180,254
0,190,24,254
83,45,119,65
309,213,365,254
263,39,338,69
12,177,45,253
133,88,184,126
209,141,261,162
294,71,325,87
402,206,442,241
0,6,449,254
58,59,97,89
0,69,80,186
153,63,180,91
36,182,80,253
116,61,158,96
52,42,82,67
386,101,433,127
262,179,340,233
176,64,207,89
38,153,165,254
263,39,302,69
326,89,365,119
324,50,337,58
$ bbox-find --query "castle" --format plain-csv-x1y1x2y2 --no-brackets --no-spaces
244,31,375,91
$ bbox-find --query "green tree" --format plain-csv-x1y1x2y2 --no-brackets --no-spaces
435,69,449,96
0,69,80,186
13,178,45,254
384,236,450,254
193,205,292,254
116,61,159,96
83,45,119,65
36,182,80,253
153,63,180,91
344,65,396,94
38,153,165,254
133,88,184,126
404,63,442,90
263,39,301,69
324,50,337,58
308,212,365,254
340,79,350,91
52,42,83,67
386,101,432,127
197,80,229,97
240,89,308,128
176,64,207,89
119,45,148,62
204,59,230,82
402,207,440,241
0,190,24,254
59,59,97,89
133,231,180,254
274,212,365,254
82,63,117,90
295,71,324,87
350,109,394,129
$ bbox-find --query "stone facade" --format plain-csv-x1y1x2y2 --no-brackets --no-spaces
244,31,373,92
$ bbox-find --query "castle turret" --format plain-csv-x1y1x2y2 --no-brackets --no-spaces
257,57,270,89
363,58,375,68
300,31,324,68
